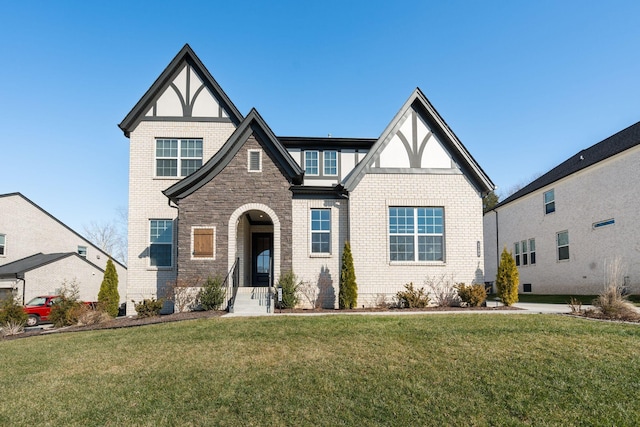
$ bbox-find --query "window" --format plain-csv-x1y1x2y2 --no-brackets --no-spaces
593,219,615,229
311,209,330,253
514,242,520,266
304,151,319,175
248,149,262,172
77,246,87,257
192,227,214,259
544,189,555,214
156,139,203,177
529,238,536,265
521,240,528,265
0,234,5,256
389,207,444,262
557,231,569,261
150,220,173,267
324,151,338,176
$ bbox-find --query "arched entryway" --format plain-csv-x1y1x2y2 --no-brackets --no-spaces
228,203,281,287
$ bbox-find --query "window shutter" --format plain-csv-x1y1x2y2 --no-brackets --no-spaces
249,151,261,171
193,228,214,258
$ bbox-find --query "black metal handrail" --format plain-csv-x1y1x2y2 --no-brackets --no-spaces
223,257,239,312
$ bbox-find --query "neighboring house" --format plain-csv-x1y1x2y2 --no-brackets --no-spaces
484,122,640,294
0,193,127,304
119,44,493,314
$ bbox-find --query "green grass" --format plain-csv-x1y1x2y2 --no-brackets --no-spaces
2,314,640,426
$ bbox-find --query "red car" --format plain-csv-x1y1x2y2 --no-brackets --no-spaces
24,295,60,326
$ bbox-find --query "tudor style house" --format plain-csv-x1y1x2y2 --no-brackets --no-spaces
119,44,494,314
0,193,127,304
484,121,640,295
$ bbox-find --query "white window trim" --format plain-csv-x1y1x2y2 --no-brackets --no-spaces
77,246,87,257
155,138,203,178
149,219,173,269
304,150,319,176
557,230,569,262
248,149,262,172
323,150,338,176
0,233,5,257
544,189,555,215
191,226,216,260
310,209,331,256
388,206,445,264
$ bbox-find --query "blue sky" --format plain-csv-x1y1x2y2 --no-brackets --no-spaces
2,1,640,234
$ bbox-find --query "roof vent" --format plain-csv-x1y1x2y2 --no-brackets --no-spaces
579,155,584,161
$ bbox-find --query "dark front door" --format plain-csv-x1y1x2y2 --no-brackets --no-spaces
252,233,273,287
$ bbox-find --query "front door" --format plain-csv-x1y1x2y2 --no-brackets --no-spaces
252,233,273,287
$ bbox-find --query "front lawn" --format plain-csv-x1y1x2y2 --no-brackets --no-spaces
1,314,639,426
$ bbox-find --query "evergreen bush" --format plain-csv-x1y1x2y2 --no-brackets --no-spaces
277,270,300,309
396,282,430,308
339,241,357,309
199,275,225,311
0,295,28,326
98,258,120,317
496,247,519,306
456,283,487,307
133,298,164,318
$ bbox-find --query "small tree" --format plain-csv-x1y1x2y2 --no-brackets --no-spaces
49,280,84,327
339,241,357,309
199,275,225,311
483,190,499,213
0,295,28,326
496,247,519,306
277,270,300,309
98,258,120,317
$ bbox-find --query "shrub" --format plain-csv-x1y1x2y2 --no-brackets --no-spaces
591,258,639,321
339,241,358,309
49,280,84,327
75,304,112,326
199,275,225,311
165,277,201,312
1,321,25,337
496,247,519,306
456,283,487,307
133,298,164,318
277,270,300,309
0,295,28,326
98,258,120,317
396,282,430,308
425,275,458,307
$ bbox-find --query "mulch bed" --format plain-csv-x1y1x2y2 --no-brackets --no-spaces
3,305,519,341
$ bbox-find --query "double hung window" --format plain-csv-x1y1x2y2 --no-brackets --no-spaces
304,151,319,175
544,189,555,214
324,151,337,176
150,220,173,267
0,234,5,256
310,209,331,253
156,139,203,177
389,207,444,262
557,231,569,261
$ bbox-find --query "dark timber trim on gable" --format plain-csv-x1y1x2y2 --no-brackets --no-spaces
164,108,304,202
118,44,244,137
341,88,494,195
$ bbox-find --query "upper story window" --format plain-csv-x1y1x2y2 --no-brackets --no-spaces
156,139,203,177
557,231,569,261
77,246,87,257
248,149,262,172
305,151,319,175
544,189,555,214
324,151,338,176
0,234,5,256
150,219,173,267
310,209,331,254
389,207,444,262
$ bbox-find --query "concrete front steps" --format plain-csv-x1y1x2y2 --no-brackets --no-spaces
228,287,273,316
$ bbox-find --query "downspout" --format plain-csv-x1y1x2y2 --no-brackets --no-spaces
16,272,25,305
495,210,499,273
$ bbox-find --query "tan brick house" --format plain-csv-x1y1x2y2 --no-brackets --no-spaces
119,44,494,314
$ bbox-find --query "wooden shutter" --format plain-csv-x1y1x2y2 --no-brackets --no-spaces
193,228,214,258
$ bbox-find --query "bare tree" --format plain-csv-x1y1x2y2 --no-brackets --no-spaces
83,207,127,265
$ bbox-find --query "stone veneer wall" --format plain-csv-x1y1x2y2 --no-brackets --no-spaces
176,135,293,282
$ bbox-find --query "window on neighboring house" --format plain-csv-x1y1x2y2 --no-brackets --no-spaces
156,139,203,177
150,220,173,267
248,149,262,172
324,151,338,176
529,238,536,265
514,242,520,266
389,207,444,262
304,151,319,175
78,246,87,257
557,231,569,261
192,227,214,259
310,209,331,253
521,240,528,265
0,234,5,256
544,189,555,214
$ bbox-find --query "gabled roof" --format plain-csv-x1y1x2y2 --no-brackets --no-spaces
0,252,104,279
164,108,304,202
496,120,640,208
0,193,126,270
340,88,494,193
118,44,244,137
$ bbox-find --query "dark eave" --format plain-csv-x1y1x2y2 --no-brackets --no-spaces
496,120,640,209
0,252,105,278
279,136,376,150
290,185,346,199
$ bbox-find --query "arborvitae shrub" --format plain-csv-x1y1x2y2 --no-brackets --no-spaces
339,241,358,309
396,282,430,308
456,283,487,307
0,295,28,325
98,258,120,317
277,270,300,309
199,275,225,310
133,298,164,318
496,247,519,306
